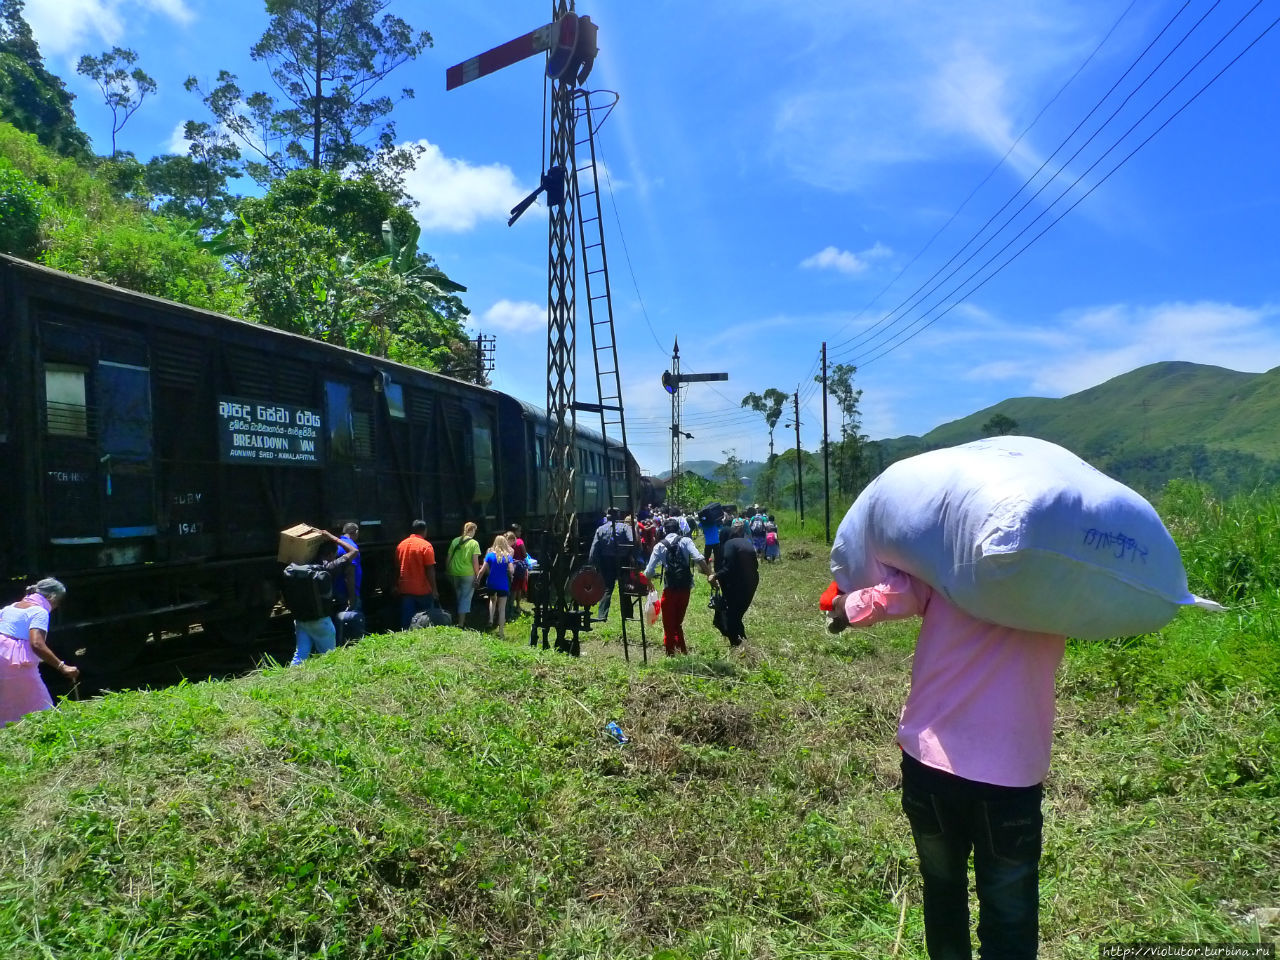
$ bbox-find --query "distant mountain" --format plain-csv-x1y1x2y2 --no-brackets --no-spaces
659,460,766,482
870,361,1280,496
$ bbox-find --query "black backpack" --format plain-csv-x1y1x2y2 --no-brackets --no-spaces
601,522,629,561
662,534,693,590
281,563,333,621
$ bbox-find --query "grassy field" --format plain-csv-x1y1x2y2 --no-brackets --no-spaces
0,486,1277,958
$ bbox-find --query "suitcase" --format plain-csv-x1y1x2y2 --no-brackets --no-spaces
336,609,365,644
410,607,452,629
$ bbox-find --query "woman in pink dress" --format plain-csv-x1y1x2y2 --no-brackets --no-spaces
0,578,78,727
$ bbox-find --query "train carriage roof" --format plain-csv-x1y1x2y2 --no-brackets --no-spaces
3,255,635,456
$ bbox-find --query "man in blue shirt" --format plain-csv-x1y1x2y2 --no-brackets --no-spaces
333,522,362,611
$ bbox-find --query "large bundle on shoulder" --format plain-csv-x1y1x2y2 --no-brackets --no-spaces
830,436,1219,639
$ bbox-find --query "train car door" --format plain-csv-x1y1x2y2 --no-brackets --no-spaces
96,354,157,546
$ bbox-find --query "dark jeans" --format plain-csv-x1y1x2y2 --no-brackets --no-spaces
595,562,618,619
721,580,756,644
400,592,439,628
900,751,1042,960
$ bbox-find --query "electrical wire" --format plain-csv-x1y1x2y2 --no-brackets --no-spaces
827,0,1205,364
843,6,1280,370
822,0,1143,354
831,0,1230,365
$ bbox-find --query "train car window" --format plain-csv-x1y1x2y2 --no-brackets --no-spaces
472,424,495,503
351,411,374,459
534,436,545,469
385,382,406,420
45,364,89,438
325,381,354,460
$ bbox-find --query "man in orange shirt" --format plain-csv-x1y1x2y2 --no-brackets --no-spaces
396,519,438,627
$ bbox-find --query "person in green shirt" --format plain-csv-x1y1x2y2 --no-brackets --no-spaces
447,522,483,628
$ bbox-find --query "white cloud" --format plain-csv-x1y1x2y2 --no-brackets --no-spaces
25,0,193,59
165,120,190,155
400,140,528,233
764,0,1098,190
801,242,893,275
479,300,545,335
923,300,1280,396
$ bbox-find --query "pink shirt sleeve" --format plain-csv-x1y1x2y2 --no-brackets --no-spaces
842,570,930,626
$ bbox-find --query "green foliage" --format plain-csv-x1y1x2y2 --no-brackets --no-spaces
230,168,474,375
0,122,243,312
143,121,242,229
667,470,718,510
0,161,44,256
75,46,155,156
1,503,1277,957
0,0,90,158
981,412,1018,436
712,449,746,502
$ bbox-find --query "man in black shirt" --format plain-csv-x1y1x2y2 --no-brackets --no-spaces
710,518,759,647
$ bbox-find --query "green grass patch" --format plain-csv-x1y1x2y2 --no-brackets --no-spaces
1,492,1278,957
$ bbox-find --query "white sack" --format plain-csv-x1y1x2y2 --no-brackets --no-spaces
830,436,1218,639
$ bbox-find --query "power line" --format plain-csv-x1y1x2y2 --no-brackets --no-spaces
823,0,1143,355
846,6,1280,370
828,0,1208,364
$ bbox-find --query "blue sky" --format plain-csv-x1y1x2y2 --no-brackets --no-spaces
23,0,1280,475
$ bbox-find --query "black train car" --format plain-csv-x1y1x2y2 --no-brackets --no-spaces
0,256,640,672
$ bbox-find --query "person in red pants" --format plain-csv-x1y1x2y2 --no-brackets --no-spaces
642,518,709,654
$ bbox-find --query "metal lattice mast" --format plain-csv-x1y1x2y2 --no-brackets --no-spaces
670,338,681,494
545,8,579,601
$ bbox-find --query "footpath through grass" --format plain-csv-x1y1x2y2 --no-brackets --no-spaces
1,487,1278,958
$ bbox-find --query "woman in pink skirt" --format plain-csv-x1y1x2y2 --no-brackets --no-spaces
0,578,78,727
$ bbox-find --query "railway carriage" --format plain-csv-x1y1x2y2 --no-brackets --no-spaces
0,255,638,673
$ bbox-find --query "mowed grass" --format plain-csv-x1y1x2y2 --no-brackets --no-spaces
1,488,1278,959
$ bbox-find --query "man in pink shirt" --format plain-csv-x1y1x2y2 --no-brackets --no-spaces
827,569,1066,960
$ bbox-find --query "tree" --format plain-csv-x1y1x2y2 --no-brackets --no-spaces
712,449,746,504
741,388,789,459
189,0,431,183
76,47,155,156
816,363,867,497
0,0,91,157
144,121,242,228
982,412,1019,436
229,168,476,377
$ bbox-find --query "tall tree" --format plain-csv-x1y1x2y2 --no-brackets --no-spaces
741,388,789,459
712,450,746,504
76,47,155,156
0,0,90,157
189,0,431,183
144,121,243,229
230,167,476,377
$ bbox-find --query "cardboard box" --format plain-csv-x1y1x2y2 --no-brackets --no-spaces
278,523,323,564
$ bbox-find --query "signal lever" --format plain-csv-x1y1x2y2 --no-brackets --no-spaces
508,166,566,226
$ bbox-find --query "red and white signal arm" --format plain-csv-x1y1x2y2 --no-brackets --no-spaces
545,13,580,81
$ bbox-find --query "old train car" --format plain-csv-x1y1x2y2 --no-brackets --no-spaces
1,255,638,672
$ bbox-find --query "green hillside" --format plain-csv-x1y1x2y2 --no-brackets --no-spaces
872,361,1280,495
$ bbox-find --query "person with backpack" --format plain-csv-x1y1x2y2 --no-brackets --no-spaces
749,511,768,556
698,503,723,567
588,508,637,622
280,529,359,666
643,518,709,655
447,521,482,628
764,515,781,563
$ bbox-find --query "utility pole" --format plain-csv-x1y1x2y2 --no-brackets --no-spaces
822,342,831,543
473,332,496,384
793,389,804,527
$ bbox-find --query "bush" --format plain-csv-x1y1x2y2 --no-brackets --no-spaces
0,163,45,257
